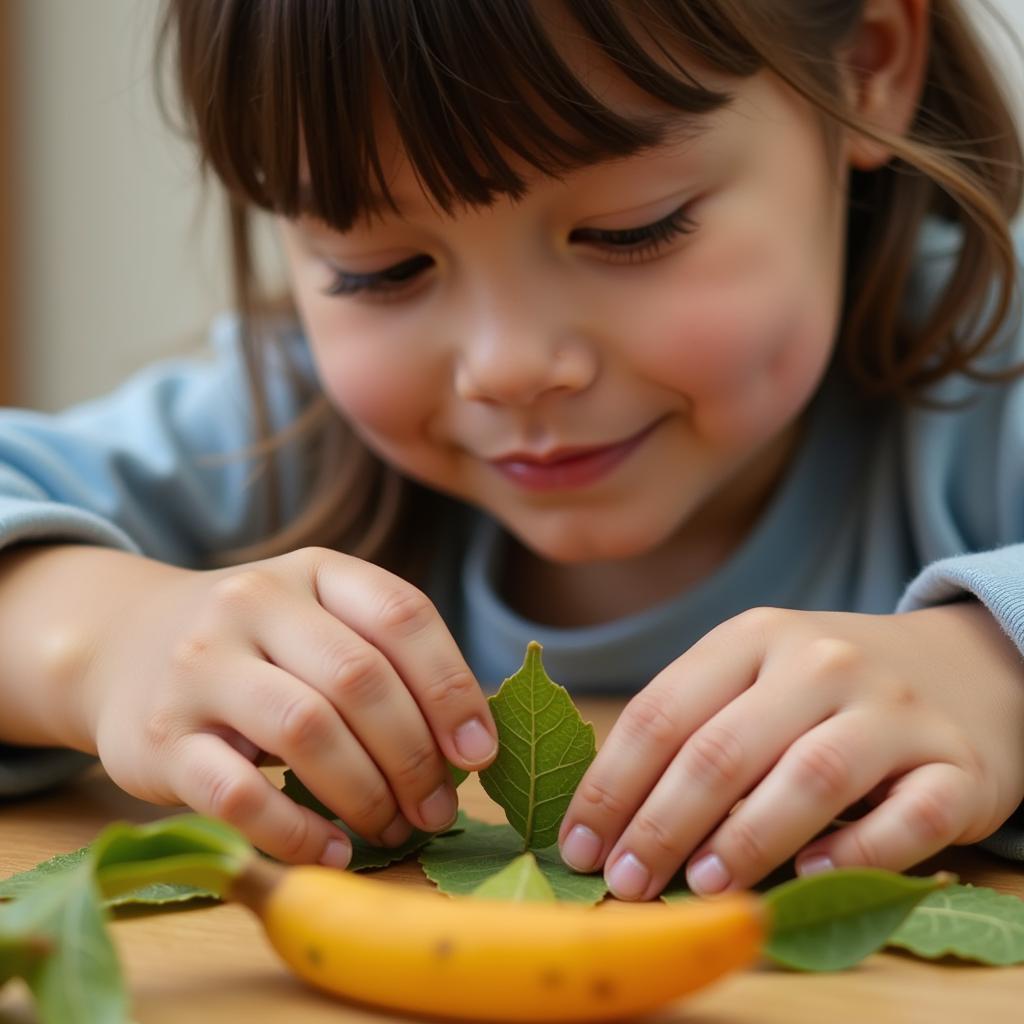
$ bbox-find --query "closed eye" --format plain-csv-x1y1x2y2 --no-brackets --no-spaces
320,203,697,299
570,204,697,262
323,253,435,298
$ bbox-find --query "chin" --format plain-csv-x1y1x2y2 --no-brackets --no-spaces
509,513,677,566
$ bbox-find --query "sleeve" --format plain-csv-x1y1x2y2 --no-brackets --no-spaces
0,314,310,566
0,314,313,797
893,218,1024,860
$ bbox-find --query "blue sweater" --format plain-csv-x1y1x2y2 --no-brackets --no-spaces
1,218,1023,862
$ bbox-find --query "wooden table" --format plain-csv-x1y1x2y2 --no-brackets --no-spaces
2,698,1022,1022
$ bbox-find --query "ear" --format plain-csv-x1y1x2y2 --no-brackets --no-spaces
838,0,930,170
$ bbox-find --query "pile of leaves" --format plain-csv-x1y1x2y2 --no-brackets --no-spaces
2,642,1024,1023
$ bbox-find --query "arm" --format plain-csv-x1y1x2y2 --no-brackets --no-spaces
0,543,182,751
0,316,309,794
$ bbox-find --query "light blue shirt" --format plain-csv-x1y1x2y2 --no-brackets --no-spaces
1,219,1023,862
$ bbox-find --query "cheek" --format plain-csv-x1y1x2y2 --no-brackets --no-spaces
295,289,437,442
314,345,431,439
637,254,840,445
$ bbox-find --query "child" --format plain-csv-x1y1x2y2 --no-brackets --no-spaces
1,0,1022,902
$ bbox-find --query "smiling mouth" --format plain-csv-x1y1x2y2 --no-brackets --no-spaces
489,420,663,492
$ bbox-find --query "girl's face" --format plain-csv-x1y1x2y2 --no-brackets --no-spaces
278,64,849,570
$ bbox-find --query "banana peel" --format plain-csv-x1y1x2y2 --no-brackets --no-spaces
230,858,766,1022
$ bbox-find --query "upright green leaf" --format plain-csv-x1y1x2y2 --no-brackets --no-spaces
763,868,953,971
0,930,50,987
0,864,127,1023
479,641,596,850
888,884,1024,965
471,853,557,902
420,816,608,904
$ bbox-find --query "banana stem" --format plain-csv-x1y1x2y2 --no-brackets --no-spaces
226,857,288,917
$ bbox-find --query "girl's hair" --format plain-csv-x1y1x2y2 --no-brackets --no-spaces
156,0,1023,571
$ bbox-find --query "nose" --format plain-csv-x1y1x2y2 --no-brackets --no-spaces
454,307,598,406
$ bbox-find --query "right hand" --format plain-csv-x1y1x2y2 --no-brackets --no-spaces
78,547,498,867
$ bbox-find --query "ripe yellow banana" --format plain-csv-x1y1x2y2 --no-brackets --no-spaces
231,860,766,1022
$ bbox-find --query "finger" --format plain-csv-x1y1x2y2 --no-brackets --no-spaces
206,655,409,844
593,678,835,900
792,762,974,876
308,553,498,769
558,610,791,876
174,731,354,867
680,710,906,896
254,603,458,834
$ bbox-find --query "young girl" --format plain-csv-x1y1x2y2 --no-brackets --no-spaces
1,0,1022,903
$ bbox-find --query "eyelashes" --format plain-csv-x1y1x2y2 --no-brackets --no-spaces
568,204,697,261
322,203,696,299
323,253,434,298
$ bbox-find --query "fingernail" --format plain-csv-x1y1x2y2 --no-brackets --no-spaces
454,717,497,764
797,853,835,877
561,824,603,873
687,853,730,895
379,813,413,848
419,783,458,832
319,836,352,869
606,852,650,900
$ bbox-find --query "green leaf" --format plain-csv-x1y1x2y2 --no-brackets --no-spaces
420,816,607,904
763,868,954,971
88,815,251,902
479,641,596,850
659,870,694,903
280,769,454,870
0,930,51,987
887,884,1024,965
0,863,127,1023
471,853,557,902
0,846,213,909
0,848,90,901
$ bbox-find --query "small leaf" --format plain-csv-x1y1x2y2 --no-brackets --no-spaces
0,848,90,901
479,641,596,850
280,769,452,870
471,853,557,902
763,868,953,971
420,816,607,904
0,847,213,909
888,884,1024,965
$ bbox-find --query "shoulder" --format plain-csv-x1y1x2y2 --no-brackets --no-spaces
892,217,1024,544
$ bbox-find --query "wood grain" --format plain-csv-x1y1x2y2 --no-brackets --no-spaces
1,698,1022,1022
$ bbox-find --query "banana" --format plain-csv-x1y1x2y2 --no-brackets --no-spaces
231,859,766,1022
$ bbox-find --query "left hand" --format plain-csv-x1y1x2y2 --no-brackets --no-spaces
557,602,1024,900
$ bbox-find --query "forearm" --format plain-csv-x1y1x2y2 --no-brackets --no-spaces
0,543,178,751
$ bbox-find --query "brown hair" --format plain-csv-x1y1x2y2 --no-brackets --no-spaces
156,0,1023,570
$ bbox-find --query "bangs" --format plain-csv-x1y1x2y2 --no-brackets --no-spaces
169,0,757,230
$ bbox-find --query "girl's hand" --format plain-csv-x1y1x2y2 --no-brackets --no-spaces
80,547,498,867
557,603,1024,900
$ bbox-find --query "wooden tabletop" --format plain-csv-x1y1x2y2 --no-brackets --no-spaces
2,697,1022,1023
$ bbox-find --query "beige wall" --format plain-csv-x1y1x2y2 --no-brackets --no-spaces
13,0,1024,410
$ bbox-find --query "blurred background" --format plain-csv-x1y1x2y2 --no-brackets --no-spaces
0,0,1022,410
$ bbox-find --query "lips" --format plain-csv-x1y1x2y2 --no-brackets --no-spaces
489,420,662,492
